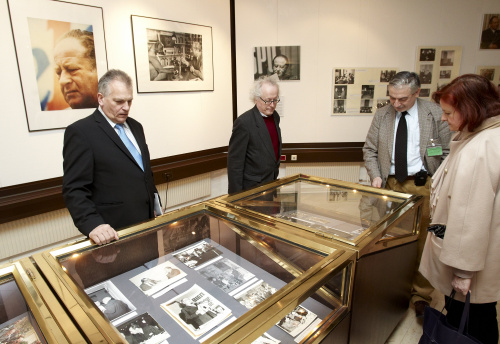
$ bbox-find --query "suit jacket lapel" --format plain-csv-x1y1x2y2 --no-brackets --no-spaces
417,98,434,159
252,107,277,161
93,110,143,171
385,107,397,163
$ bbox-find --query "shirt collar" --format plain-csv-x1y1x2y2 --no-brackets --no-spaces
98,106,130,130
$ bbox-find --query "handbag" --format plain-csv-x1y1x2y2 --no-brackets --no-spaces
419,290,482,344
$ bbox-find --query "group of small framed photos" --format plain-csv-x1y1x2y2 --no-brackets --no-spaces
85,239,328,343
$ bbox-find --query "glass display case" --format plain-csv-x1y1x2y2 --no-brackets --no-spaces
0,258,85,343
33,202,356,344
215,174,424,344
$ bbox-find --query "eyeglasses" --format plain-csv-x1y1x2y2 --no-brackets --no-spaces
259,97,280,105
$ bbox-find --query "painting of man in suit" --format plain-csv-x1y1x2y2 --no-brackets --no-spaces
63,69,160,245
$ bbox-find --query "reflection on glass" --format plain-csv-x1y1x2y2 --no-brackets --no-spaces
57,211,348,343
0,279,45,343
233,180,406,241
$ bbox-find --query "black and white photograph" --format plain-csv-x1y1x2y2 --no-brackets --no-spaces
173,240,223,269
439,70,452,79
380,69,397,82
376,98,390,109
440,50,455,66
234,280,277,310
479,68,495,81
198,257,255,294
419,48,436,61
116,313,169,344
251,332,281,344
419,64,433,84
85,280,136,323
276,305,317,338
419,89,431,98
131,15,214,92
361,85,375,99
480,14,500,49
333,85,347,99
333,100,346,114
360,99,373,113
334,69,355,84
129,260,187,296
253,45,300,81
161,284,232,339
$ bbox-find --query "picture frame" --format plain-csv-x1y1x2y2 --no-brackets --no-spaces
131,15,214,93
7,0,107,132
479,14,500,50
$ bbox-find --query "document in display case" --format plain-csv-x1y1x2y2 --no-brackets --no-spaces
215,174,424,344
0,259,85,343
33,202,355,344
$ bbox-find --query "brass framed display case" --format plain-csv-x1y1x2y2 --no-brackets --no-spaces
0,258,86,343
33,202,356,344
214,174,424,344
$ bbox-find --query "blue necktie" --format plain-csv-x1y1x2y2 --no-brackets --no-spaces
115,124,144,170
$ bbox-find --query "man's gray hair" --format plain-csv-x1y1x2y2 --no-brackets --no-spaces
98,69,133,96
250,75,280,102
389,71,421,93
58,29,96,69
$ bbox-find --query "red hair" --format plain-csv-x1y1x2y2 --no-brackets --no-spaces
432,74,500,131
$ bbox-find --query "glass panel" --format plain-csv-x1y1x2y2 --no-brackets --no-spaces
0,277,46,343
58,210,347,343
232,180,407,242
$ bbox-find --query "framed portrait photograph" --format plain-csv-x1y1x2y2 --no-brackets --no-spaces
479,14,500,49
131,15,214,93
254,45,300,81
7,0,107,132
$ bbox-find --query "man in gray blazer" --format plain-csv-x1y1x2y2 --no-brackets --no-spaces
363,71,451,317
227,76,282,193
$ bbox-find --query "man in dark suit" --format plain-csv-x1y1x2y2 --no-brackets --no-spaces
227,76,282,193
63,69,160,245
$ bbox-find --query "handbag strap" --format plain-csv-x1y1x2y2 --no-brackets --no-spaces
458,290,472,334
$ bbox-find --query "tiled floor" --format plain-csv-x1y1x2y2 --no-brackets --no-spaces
385,290,500,344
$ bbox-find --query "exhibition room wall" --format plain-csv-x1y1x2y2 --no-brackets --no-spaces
0,0,233,188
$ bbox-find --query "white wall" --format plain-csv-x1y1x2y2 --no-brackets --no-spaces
0,0,233,187
235,0,500,144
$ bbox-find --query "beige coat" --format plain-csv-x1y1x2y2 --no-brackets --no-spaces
419,116,500,303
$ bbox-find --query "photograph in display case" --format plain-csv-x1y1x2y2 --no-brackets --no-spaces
476,65,500,90
251,332,281,344
276,305,317,338
234,280,277,310
198,257,256,295
129,260,187,296
480,14,500,49
0,312,42,344
131,15,214,92
173,241,223,269
7,0,107,131
85,280,137,324
161,284,232,339
116,312,169,344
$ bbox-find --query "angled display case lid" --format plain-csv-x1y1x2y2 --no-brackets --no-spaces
0,258,86,343
214,173,424,257
33,202,356,344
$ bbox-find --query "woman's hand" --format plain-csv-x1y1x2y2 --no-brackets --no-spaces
451,275,472,296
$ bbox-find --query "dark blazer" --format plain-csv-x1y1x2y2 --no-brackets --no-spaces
227,105,282,193
63,109,158,236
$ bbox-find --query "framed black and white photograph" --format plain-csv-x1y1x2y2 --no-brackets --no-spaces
129,260,187,296
161,284,232,339
131,15,213,93
173,240,223,269
254,45,300,81
7,0,107,132
334,69,355,84
116,312,170,344
380,69,397,82
419,48,436,62
480,14,500,49
85,280,136,325
198,257,255,295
